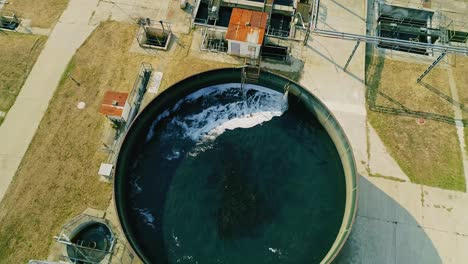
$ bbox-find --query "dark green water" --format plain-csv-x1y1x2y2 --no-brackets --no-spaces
124,85,346,263
67,223,112,263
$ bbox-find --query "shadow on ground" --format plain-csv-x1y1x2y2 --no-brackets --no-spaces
366,49,467,125
334,176,442,263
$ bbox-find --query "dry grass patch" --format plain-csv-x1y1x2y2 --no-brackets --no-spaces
452,56,468,154
452,56,468,98
0,21,236,263
0,32,46,114
6,0,68,28
454,60,468,108
367,56,464,191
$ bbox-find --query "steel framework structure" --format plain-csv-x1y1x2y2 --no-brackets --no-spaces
304,0,467,81
306,0,467,54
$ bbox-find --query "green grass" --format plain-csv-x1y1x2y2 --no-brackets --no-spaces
367,55,465,191
58,59,76,87
0,32,47,117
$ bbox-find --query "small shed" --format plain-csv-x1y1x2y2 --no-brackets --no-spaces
98,91,131,121
226,8,268,59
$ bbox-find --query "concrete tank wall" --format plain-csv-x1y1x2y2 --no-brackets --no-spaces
114,68,358,264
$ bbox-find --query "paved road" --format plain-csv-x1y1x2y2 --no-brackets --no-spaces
0,0,99,201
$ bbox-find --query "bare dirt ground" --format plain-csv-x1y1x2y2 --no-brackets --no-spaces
367,55,464,191
4,0,69,28
0,21,236,263
0,32,46,125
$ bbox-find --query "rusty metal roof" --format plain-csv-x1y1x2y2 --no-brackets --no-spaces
226,8,268,45
99,91,128,117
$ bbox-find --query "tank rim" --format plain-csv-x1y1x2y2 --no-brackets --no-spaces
113,67,359,264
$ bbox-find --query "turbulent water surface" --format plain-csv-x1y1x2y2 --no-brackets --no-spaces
125,84,346,263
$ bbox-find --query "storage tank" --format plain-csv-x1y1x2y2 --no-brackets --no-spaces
114,68,358,263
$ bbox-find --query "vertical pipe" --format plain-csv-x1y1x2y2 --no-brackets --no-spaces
427,15,432,56
160,20,166,38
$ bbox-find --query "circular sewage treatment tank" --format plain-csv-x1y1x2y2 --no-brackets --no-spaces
66,222,113,263
115,69,358,264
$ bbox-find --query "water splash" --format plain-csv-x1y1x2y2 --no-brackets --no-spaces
145,83,288,159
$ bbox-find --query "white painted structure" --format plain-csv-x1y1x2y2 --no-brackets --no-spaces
227,40,261,58
225,8,268,59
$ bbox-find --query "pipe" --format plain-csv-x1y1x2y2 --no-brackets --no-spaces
311,28,468,54
305,0,468,55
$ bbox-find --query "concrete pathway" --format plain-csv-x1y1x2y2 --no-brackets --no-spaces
336,176,468,263
368,124,410,181
300,0,368,175
447,67,468,188
90,0,170,25
0,0,99,201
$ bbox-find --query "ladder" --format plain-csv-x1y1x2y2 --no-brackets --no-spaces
242,57,261,83
241,57,261,94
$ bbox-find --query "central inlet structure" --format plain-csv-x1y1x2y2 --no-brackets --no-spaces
114,68,358,263
64,221,114,264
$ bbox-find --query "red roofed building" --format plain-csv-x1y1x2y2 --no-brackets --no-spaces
99,91,131,121
226,8,268,59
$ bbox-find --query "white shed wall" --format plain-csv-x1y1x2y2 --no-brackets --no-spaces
227,40,261,58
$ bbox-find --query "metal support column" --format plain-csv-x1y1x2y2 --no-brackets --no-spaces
343,40,361,71
241,67,247,91
303,0,320,46
303,20,313,46
416,52,447,83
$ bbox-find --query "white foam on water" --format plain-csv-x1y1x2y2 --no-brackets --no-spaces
166,150,181,161
145,83,288,159
133,179,142,194
136,208,156,228
209,110,283,137
146,109,170,142
172,232,180,247
181,84,287,141
268,247,282,255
